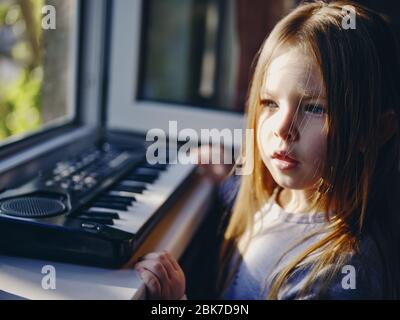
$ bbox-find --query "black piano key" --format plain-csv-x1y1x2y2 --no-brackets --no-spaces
125,174,157,183
107,191,137,201
140,163,168,171
134,168,161,176
96,195,134,205
112,185,146,194
92,201,128,211
118,180,147,188
82,211,120,219
79,215,114,225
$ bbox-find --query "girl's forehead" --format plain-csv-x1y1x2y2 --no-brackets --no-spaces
262,48,325,99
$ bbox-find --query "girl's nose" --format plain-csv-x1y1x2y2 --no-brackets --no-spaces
273,106,299,142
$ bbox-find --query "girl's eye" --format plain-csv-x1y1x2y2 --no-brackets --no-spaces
261,99,278,110
260,99,326,116
304,104,326,115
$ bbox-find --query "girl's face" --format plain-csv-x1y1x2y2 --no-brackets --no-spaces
257,47,328,191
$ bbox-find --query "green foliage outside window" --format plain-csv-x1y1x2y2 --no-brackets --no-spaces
0,0,44,140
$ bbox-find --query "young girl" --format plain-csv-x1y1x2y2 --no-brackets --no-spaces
134,1,400,299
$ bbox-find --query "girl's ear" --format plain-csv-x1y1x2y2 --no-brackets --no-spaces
377,111,398,147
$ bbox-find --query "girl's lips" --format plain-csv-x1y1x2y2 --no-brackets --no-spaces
272,158,299,170
271,152,299,170
271,152,299,163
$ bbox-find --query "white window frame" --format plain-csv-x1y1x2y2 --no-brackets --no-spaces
107,0,245,147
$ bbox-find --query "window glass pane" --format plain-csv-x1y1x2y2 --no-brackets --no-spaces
0,0,77,143
138,0,296,113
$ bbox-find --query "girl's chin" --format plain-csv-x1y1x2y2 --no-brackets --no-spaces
273,177,321,191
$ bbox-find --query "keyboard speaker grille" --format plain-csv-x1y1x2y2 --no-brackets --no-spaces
0,197,65,218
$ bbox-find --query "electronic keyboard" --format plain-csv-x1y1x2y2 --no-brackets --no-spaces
0,137,196,268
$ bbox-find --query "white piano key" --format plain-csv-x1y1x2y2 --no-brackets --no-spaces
87,208,150,233
111,220,144,234
88,206,149,219
108,190,140,198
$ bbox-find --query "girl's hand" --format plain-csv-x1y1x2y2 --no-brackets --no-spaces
194,145,233,184
134,251,186,300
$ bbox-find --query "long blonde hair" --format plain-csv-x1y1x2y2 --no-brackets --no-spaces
219,1,400,299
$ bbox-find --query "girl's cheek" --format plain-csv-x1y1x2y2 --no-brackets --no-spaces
304,130,327,164
256,116,272,161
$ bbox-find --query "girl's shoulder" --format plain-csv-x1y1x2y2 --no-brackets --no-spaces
325,235,387,299
218,174,241,213
215,174,241,235
280,234,389,300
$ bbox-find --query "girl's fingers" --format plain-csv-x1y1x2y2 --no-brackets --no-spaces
142,251,180,273
163,251,182,272
134,251,186,300
135,259,170,283
137,269,161,299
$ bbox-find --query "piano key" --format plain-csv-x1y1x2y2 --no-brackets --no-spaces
96,195,134,205
112,220,143,234
88,206,130,216
93,197,150,217
93,200,147,216
134,167,161,176
140,163,168,171
88,160,196,235
112,185,146,194
81,211,120,219
125,174,157,183
91,201,128,211
107,190,138,200
118,180,148,188
79,215,114,225
115,163,195,216
87,207,150,234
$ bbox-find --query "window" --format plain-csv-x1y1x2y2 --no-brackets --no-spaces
138,0,237,112
137,0,295,113
0,0,78,145
107,0,296,142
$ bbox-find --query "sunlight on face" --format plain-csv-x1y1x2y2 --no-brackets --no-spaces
257,47,328,191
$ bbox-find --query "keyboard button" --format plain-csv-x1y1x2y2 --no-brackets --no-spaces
81,222,97,229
